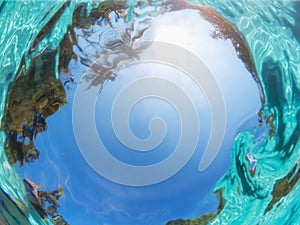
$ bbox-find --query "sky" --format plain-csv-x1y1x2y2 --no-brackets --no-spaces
17,9,262,225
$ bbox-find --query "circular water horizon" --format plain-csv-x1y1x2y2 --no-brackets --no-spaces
18,8,262,225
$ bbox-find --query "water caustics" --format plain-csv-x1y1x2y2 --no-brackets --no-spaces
0,0,299,225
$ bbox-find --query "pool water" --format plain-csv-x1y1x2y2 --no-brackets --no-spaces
0,1,299,225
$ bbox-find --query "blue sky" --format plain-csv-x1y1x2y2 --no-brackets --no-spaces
17,64,260,224
16,9,262,225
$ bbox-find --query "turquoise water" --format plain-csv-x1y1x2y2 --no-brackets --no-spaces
0,0,299,225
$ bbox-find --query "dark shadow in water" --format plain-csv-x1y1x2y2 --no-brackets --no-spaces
0,1,7,15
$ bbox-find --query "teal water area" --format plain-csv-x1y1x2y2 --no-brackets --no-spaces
0,1,71,224
199,0,300,224
0,0,299,225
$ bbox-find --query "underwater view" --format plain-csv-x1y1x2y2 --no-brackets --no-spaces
0,0,299,224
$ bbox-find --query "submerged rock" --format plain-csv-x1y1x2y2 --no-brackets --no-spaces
1,49,67,166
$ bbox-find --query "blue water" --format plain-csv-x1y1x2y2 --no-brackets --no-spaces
0,0,299,225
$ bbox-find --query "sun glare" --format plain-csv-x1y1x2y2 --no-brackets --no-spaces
155,25,189,45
